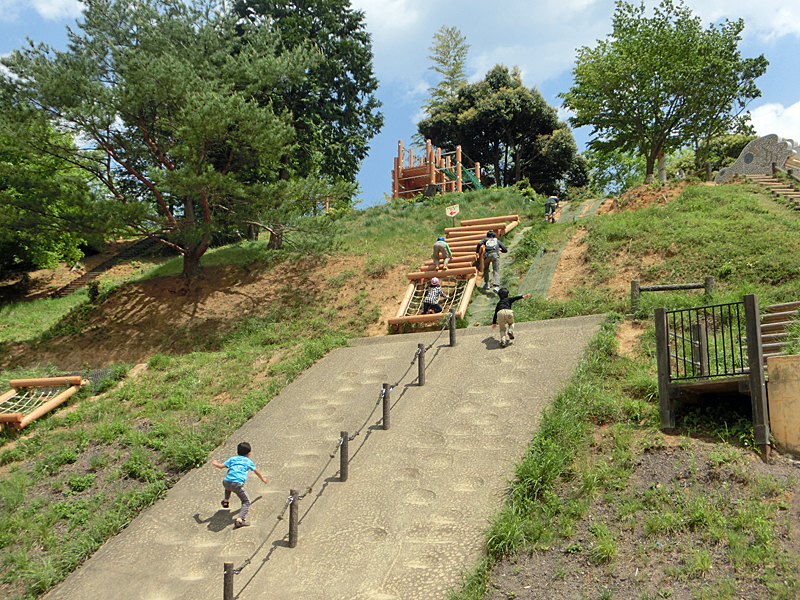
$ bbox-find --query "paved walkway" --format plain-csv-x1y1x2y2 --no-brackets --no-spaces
44,316,603,600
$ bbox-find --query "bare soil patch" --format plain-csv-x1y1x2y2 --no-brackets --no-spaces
0,254,411,371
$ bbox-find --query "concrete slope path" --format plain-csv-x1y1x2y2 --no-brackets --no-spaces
44,315,603,600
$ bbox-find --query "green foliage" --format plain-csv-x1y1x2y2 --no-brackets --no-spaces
233,0,383,184
585,148,645,196
66,474,96,493
561,0,767,181
418,64,585,194
2,0,355,279
0,126,98,270
423,26,470,115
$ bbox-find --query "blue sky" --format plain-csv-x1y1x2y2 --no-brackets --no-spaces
3,0,800,207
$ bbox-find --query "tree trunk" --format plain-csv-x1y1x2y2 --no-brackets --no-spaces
268,223,284,250
644,154,657,184
182,241,209,280
657,151,667,183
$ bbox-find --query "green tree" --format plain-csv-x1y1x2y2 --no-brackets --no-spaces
423,26,470,115
585,148,645,196
233,0,383,185
418,65,584,194
2,0,351,279
0,126,99,270
560,0,767,184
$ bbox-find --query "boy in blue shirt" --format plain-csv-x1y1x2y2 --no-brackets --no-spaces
211,441,268,528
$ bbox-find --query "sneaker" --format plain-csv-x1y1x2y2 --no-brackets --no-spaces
508,330,515,340
499,340,507,348
492,286,500,293
221,500,229,509
234,519,250,529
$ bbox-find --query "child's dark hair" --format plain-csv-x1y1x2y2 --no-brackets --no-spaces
497,287,509,299
237,442,251,456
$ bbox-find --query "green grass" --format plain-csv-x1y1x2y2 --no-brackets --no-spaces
4,181,800,599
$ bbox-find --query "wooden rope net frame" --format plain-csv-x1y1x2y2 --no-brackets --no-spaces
0,376,86,430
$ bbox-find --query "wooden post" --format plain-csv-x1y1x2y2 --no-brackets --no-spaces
392,156,399,200
427,140,435,185
340,431,349,482
418,343,426,386
704,276,715,297
690,323,709,377
449,309,456,347
631,280,641,313
289,490,299,548
456,146,463,193
223,562,234,600
475,162,480,182
382,383,391,430
744,294,770,461
655,307,675,430
705,162,711,182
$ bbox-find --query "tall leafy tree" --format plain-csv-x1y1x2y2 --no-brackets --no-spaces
234,0,383,184
2,0,352,279
418,65,584,194
560,0,767,183
423,25,470,115
0,125,98,270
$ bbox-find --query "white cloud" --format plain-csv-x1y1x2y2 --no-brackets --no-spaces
0,0,82,22
750,102,800,144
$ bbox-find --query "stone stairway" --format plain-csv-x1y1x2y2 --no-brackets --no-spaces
745,174,800,209
52,237,159,298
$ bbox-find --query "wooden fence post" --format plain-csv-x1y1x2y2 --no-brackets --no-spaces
704,276,715,297
690,322,709,377
655,307,675,430
449,309,456,347
744,294,770,461
631,280,641,313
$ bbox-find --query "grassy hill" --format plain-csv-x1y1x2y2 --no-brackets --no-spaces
0,182,799,599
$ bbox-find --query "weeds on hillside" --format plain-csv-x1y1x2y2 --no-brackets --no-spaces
450,317,798,600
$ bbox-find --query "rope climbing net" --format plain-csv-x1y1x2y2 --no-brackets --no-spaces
403,278,468,318
0,388,56,416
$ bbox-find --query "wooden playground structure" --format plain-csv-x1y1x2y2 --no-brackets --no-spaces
0,376,87,430
388,214,520,331
391,140,483,200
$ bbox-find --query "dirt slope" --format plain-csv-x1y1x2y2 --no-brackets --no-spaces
0,255,411,371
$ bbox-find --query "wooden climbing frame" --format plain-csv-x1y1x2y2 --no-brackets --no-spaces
0,376,87,430
388,215,520,332
391,139,482,200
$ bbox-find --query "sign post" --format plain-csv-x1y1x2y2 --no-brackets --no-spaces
446,204,460,228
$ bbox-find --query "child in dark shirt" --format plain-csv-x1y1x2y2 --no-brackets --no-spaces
492,288,531,347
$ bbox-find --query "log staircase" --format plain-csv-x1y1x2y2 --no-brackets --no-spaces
52,237,159,298
744,174,800,209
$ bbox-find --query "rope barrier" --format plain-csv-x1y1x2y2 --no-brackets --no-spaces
228,322,455,588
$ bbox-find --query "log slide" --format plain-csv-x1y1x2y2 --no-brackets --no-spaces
388,215,520,331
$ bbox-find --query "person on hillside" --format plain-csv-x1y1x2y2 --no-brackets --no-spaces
475,230,507,289
432,236,452,270
422,277,449,314
545,195,559,223
211,441,268,529
492,288,531,347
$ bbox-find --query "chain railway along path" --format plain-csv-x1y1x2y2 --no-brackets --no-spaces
44,315,603,600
